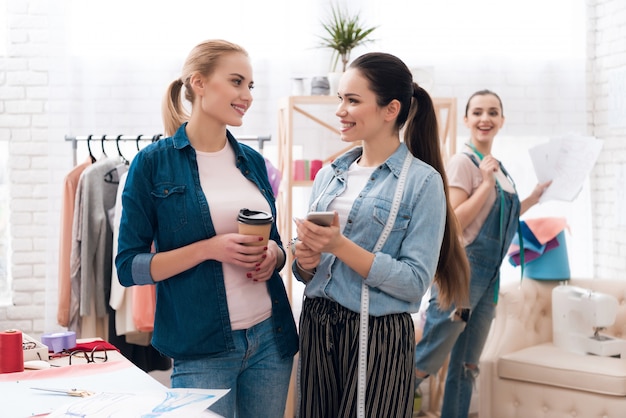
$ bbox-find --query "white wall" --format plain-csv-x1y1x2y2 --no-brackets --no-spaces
588,0,626,279
2,0,618,338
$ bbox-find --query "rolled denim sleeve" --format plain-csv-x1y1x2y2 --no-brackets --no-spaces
131,253,156,285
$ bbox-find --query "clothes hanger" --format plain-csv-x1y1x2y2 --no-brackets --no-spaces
136,134,143,151
116,135,129,165
103,134,120,185
100,135,108,158
86,134,96,163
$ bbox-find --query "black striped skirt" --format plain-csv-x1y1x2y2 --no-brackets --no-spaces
298,297,415,418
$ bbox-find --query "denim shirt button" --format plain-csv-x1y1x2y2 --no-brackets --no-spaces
164,189,169,195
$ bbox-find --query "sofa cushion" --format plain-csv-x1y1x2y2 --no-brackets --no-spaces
498,342,626,396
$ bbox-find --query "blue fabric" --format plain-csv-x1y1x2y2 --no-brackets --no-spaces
415,162,521,418
294,143,446,317
171,317,293,418
510,231,546,255
519,220,542,248
115,123,298,360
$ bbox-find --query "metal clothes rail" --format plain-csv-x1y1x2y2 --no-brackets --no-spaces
65,134,271,166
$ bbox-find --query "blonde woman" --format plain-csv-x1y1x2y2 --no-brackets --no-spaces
116,40,297,418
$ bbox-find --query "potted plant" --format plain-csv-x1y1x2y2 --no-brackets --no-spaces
318,4,378,94
318,4,379,72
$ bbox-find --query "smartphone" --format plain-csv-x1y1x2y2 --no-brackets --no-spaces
306,211,334,226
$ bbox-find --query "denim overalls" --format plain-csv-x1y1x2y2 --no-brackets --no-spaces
414,154,520,418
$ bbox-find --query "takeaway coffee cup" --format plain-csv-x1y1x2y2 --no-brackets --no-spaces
238,208,273,246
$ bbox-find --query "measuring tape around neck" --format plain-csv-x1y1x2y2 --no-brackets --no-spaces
357,152,412,418
465,141,507,241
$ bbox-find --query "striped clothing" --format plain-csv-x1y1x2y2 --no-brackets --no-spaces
298,297,415,418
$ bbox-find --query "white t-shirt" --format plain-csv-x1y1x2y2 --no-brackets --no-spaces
196,142,272,330
328,159,376,231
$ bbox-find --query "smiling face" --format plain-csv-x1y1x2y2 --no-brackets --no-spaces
464,93,505,148
335,68,390,144
193,52,254,127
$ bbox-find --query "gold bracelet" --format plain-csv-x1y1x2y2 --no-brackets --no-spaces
295,258,316,276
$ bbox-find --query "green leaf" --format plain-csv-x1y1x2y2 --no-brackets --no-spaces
317,4,378,72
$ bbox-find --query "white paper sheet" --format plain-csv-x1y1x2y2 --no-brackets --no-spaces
1,360,227,417
46,388,229,418
529,135,603,202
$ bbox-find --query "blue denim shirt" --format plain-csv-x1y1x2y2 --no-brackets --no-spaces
293,143,445,316
116,123,298,360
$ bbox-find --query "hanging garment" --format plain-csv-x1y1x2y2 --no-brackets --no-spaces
57,157,92,327
68,157,119,337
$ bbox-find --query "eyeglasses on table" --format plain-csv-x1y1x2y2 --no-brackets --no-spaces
48,345,109,365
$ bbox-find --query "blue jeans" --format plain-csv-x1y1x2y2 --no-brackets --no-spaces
171,317,294,418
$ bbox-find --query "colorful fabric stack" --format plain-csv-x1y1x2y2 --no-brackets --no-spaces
508,217,570,280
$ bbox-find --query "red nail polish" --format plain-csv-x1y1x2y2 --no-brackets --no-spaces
263,246,268,250
258,237,263,241
256,267,260,272
246,273,252,278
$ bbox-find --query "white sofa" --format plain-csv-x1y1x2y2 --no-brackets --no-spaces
479,278,626,418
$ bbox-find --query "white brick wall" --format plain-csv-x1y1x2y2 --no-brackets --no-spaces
0,0,52,336
0,0,620,338
588,0,626,278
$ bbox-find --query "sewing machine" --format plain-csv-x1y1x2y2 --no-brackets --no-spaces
552,284,626,357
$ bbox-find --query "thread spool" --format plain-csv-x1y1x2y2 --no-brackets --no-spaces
293,160,305,181
310,160,323,180
0,329,24,373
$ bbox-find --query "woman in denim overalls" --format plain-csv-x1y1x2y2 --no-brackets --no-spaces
414,90,551,418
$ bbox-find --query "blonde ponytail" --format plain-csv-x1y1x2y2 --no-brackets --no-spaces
161,79,188,137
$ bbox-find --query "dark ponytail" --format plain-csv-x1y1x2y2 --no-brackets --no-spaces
405,85,470,308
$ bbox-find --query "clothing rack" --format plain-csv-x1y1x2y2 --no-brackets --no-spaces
65,134,272,166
